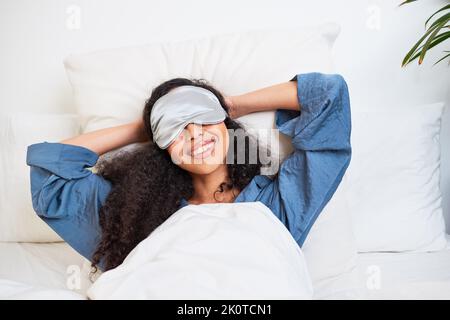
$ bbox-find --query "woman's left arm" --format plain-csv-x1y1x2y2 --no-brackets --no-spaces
227,73,352,153
229,73,352,247
226,80,300,118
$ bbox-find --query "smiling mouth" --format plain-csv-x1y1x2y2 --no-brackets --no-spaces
189,138,217,159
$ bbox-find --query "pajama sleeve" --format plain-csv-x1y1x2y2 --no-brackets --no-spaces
241,72,352,247
26,142,112,263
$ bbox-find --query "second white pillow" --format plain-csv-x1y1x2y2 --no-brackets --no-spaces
347,103,448,252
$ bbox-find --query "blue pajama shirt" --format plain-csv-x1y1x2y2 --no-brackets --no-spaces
26,72,352,269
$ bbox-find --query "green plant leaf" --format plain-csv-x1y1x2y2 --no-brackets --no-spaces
427,12,450,30
399,0,418,7
400,1,450,67
402,22,442,66
433,51,450,65
425,4,450,28
410,31,450,61
419,20,447,64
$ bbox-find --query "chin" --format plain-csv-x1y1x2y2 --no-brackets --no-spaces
182,162,222,175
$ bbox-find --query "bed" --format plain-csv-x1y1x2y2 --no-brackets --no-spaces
0,242,89,299
313,238,450,300
1,240,450,300
1,23,449,300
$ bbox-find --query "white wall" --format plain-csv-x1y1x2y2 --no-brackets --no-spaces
1,0,449,227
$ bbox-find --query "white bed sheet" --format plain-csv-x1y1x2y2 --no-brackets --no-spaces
1,241,450,299
0,242,91,299
315,245,450,299
353,248,450,299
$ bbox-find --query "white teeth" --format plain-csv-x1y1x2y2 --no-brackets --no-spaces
192,141,214,156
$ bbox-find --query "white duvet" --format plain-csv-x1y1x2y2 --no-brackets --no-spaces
87,201,313,299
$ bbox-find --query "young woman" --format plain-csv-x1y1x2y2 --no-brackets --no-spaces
26,72,352,272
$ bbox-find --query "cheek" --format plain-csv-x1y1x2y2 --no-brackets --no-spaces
166,140,185,165
220,125,230,155
221,129,229,157
207,125,229,160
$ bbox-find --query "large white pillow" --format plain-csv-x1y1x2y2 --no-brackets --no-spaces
64,23,340,134
0,112,79,242
347,103,448,252
64,23,358,286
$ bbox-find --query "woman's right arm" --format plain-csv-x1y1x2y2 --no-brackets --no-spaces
26,120,148,265
61,120,148,156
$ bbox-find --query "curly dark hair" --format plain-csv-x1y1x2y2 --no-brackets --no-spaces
91,78,268,272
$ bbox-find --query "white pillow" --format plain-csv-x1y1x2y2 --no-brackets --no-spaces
0,112,79,242
64,23,358,285
87,202,313,299
64,22,340,134
347,102,448,252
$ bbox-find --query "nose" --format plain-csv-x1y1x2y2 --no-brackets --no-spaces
185,123,203,141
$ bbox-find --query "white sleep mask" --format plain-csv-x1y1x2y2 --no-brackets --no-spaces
150,85,228,149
